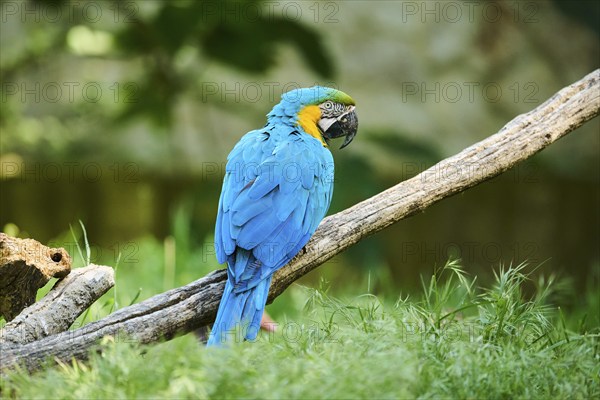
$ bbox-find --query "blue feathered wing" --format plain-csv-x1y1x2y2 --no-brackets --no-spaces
208,125,334,346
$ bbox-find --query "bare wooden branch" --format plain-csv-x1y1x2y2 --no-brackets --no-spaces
0,233,72,321
1,265,114,345
1,69,598,373
0,270,226,372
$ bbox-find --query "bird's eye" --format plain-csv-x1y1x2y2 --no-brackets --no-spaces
323,101,333,109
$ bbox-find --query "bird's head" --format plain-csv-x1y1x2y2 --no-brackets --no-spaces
270,86,358,149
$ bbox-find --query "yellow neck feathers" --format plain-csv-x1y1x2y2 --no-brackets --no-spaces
297,105,327,146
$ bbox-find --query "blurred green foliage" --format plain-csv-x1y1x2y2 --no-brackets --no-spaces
113,0,334,124
3,0,333,125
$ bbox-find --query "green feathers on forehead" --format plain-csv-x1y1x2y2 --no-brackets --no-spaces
324,88,355,106
282,86,355,106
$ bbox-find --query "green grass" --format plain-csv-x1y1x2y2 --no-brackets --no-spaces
1,260,598,399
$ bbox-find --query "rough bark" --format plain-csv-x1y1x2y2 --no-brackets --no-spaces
0,69,598,373
0,233,72,321
1,265,114,345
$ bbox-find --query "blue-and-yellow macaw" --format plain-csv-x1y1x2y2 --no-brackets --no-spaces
208,86,358,346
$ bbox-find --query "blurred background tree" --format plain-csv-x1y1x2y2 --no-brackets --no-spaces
1,0,598,304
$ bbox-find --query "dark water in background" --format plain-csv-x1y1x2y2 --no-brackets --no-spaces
2,158,599,294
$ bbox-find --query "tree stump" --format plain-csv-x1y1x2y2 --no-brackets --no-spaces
0,233,72,321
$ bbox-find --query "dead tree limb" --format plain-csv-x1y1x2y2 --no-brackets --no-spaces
1,265,114,345
1,69,598,373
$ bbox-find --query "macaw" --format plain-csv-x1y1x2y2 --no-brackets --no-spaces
208,86,358,346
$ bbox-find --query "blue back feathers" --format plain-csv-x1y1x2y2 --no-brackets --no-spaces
209,87,340,345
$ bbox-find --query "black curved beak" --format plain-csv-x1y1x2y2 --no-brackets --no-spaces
322,109,358,149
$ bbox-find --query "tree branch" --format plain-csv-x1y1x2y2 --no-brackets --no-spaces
1,69,598,373
1,265,114,346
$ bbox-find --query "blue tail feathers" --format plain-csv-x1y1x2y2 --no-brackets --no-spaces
207,275,272,346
